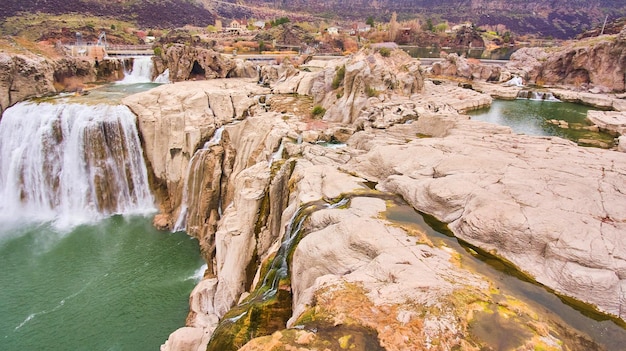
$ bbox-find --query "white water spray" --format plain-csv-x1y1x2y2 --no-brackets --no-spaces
119,57,154,84
0,102,154,228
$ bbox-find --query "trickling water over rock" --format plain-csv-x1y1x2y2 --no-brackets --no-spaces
0,101,153,227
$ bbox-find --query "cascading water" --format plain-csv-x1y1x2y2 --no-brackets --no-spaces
154,69,171,84
0,101,154,228
207,198,348,351
269,138,285,166
173,126,225,232
119,56,154,84
517,90,560,102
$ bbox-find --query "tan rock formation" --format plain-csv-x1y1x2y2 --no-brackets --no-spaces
430,53,502,82
123,79,270,227
0,53,56,114
586,111,626,136
345,115,626,321
263,49,424,124
0,52,126,115
124,49,626,351
154,44,258,82
507,30,626,92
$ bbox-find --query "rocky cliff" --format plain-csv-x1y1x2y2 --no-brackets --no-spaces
153,45,258,82
0,52,131,115
123,49,626,351
506,26,626,93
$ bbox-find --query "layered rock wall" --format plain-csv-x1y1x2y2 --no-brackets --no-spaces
507,27,626,92
0,52,129,115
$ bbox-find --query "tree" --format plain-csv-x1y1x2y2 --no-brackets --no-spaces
503,31,511,43
389,12,398,42
366,16,375,27
424,18,434,32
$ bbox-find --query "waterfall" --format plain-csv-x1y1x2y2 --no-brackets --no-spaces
517,90,561,102
173,126,226,232
269,139,285,166
119,57,154,84
154,69,171,84
0,101,154,228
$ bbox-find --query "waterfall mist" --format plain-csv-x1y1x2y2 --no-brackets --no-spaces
0,102,154,228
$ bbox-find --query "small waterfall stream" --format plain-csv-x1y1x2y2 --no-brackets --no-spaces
173,126,225,232
119,56,155,84
0,101,154,227
207,198,349,351
517,90,560,101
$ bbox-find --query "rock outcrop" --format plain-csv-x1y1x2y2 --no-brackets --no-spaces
346,116,626,322
0,53,56,115
123,79,271,231
154,45,258,82
123,50,626,351
430,53,502,82
507,28,626,92
263,49,424,124
0,52,129,115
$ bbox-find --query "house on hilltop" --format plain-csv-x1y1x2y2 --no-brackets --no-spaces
225,19,248,34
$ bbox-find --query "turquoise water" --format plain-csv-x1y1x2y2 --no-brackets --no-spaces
467,99,616,147
0,216,203,351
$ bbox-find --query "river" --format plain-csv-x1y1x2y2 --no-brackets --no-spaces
0,57,202,351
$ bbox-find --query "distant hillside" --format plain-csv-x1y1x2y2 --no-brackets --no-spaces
0,0,216,28
218,0,626,39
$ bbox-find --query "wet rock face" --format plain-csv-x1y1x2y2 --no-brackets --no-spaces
122,79,271,227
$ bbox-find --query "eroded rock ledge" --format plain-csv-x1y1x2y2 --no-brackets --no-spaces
124,49,626,351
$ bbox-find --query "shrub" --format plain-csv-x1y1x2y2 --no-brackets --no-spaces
378,47,391,57
311,105,326,117
365,86,379,97
153,47,162,56
332,65,346,89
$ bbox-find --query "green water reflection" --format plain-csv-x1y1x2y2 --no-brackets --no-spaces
467,99,615,147
0,216,203,351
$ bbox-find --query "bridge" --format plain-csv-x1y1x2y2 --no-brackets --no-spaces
105,45,154,56
65,44,154,58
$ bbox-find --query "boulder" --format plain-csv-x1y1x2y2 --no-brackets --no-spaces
586,110,626,136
